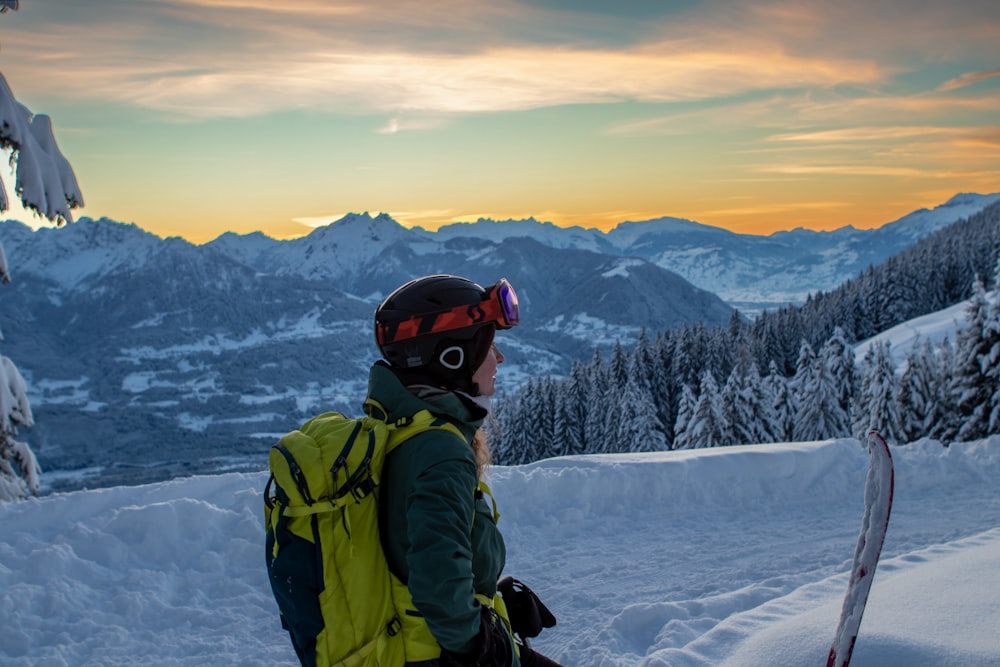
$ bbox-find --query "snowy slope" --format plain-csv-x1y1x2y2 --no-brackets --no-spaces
2,437,998,666
871,191,1000,243
854,291,992,365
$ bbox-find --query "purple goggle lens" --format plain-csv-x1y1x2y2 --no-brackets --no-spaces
493,279,519,328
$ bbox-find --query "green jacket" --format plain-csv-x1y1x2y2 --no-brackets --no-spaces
369,362,512,663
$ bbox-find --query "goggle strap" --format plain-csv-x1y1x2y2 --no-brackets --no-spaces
378,299,506,346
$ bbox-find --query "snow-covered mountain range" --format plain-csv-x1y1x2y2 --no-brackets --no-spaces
1,191,996,490
0,214,732,490
208,192,1000,312
415,192,1000,309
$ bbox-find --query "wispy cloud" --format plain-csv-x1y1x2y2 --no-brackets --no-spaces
699,200,851,218
768,126,965,143
291,214,348,228
6,44,890,118
937,68,1000,92
758,164,928,177
165,0,364,14
3,1,894,118
387,209,456,227
375,116,450,134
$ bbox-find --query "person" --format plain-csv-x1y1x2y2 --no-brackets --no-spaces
371,274,561,667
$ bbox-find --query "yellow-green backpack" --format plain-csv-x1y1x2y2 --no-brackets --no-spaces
264,401,464,667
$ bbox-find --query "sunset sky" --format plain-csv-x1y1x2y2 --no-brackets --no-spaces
1,0,998,243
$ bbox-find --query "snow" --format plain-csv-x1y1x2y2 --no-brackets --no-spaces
115,314,366,366
602,258,645,279
880,192,1000,242
855,299,971,365
2,436,999,666
0,74,83,225
540,313,641,346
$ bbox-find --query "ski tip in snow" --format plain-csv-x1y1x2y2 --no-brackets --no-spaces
826,428,895,667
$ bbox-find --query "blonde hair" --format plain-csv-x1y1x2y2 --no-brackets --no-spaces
471,428,491,479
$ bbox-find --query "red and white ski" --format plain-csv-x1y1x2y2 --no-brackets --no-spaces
827,429,894,667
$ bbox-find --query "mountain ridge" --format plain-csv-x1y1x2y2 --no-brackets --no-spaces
1,215,733,489
200,191,1000,307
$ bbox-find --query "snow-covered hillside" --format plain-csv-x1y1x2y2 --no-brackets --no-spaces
2,437,998,666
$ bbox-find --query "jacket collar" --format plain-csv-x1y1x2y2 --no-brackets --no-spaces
366,361,487,439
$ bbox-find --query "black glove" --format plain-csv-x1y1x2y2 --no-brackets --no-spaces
439,605,513,667
497,577,556,640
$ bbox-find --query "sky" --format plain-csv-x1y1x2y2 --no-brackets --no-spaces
0,0,998,244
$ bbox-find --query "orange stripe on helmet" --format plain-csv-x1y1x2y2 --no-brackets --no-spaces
376,279,518,346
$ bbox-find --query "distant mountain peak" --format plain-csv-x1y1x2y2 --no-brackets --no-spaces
943,192,994,207
333,211,398,227
302,211,411,245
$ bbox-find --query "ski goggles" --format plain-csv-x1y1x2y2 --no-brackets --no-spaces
376,278,520,346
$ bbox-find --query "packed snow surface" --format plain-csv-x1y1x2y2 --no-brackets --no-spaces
2,437,999,666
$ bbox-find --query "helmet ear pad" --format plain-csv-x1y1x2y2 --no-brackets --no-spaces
383,324,495,394
425,324,496,393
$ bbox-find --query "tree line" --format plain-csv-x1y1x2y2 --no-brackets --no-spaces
489,203,1000,465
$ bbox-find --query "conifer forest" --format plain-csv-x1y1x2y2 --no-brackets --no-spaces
489,202,1000,463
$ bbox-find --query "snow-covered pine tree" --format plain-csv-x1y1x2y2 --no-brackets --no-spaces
492,383,535,465
493,377,557,463
686,370,727,448
670,322,710,388
791,341,848,441
822,327,857,425
484,394,513,464
720,367,750,445
534,377,559,460
554,360,589,456
952,276,992,441
853,340,902,442
616,357,666,453
1,64,84,500
897,337,946,442
583,348,615,454
0,356,36,500
745,362,781,444
671,383,697,450
608,340,630,392
765,360,793,441
983,255,1000,435
640,330,675,445
929,336,959,440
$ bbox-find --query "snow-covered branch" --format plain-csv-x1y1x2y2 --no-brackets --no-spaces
0,72,84,225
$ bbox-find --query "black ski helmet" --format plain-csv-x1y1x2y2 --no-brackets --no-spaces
375,274,517,393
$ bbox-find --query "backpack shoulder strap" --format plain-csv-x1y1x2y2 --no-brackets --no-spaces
364,398,467,455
